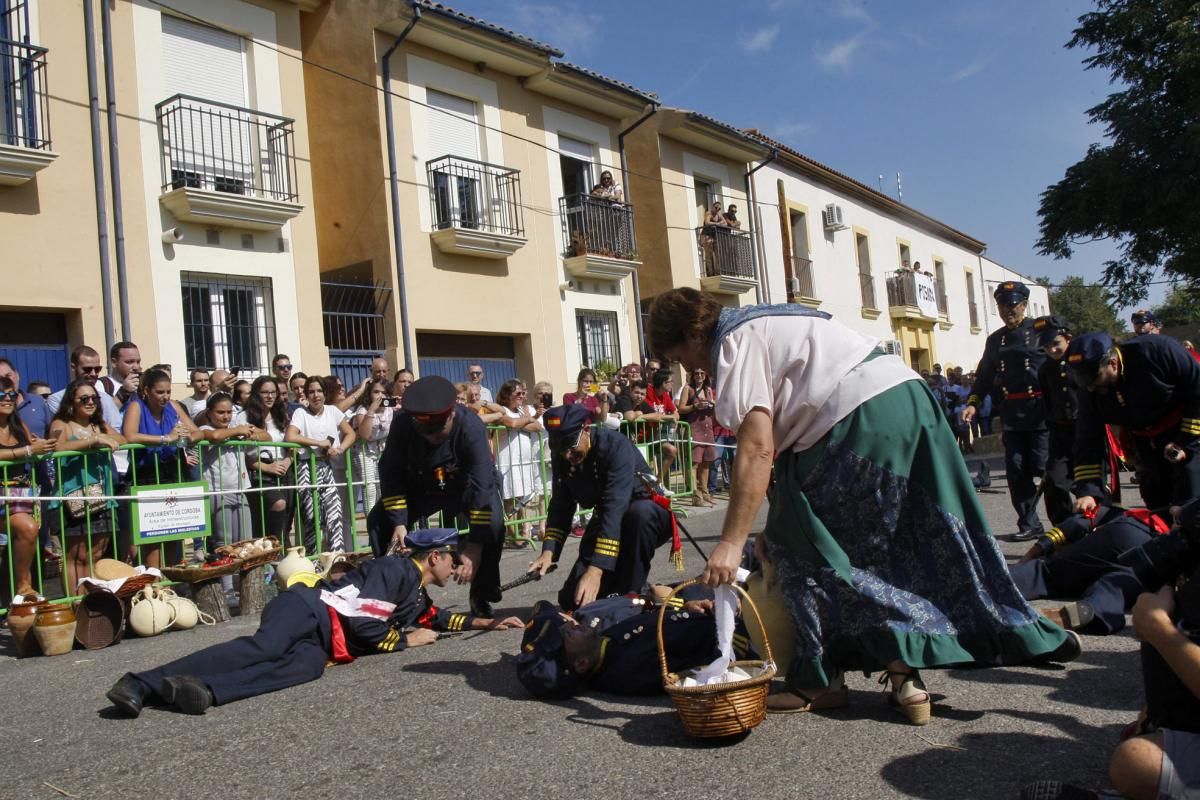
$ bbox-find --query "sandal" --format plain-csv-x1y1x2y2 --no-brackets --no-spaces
881,669,931,726
766,674,849,714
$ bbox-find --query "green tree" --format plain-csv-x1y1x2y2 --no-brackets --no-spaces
1036,0,1200,304
1049,276,1126,336
1152,285,1200,327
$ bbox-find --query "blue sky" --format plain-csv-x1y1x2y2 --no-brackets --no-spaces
441,0,1159,307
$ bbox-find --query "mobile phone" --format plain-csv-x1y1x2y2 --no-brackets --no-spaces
540,393,553,408
589,383,600,394
230,366,241,377
381,396,393,408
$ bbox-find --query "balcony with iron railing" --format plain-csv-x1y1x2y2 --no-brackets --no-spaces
885,269,942,322
559,193,639,280
695,224,755,295
426,154,526,259
0,38,56,185
156,94,302,231
786,255,818,305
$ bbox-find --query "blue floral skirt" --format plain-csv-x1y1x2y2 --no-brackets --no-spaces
765,378,1069,688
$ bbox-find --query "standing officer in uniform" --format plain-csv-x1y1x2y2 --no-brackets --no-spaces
105,528,521,717
526,404,679,611
1034,315,1078,525
1065,332,1200,516
367,375,505,617
962,281,1049,540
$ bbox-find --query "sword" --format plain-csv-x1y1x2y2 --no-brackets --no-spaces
499,562,558,592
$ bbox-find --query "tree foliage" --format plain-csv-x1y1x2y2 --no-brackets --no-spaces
1048,276,1127,336
1036,0,1200,304
1151,284,1200,327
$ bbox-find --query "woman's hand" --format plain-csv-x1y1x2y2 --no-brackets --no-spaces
94,434,120,451
701,540,743,586
27,436,55,456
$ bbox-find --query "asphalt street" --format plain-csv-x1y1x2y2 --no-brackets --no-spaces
1,480,1141,800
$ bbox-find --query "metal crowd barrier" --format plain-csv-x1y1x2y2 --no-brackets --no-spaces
1,417,711,613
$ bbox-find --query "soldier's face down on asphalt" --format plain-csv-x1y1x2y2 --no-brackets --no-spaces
1042,334,1072,361
559,618,601,673
997,299,1027,328
418,548,458,587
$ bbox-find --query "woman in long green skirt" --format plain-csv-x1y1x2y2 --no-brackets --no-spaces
648,289,1077,726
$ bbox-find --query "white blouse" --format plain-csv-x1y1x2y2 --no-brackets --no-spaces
714,315,917,452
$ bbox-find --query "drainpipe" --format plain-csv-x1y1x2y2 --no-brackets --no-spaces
381,4,422,368
101,0,130,340
744,149,778,305
83,0,116,354
617,103,657,360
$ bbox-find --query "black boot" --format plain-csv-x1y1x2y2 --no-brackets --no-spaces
161,675,214,715
106,674,148,718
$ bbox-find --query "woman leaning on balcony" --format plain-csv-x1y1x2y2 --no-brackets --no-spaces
647,288,1079,725
47,378,124,593
0,376,55,598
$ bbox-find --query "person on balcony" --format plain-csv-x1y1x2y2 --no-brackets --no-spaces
589,170,623,203
723,203,742,229
700,201,727,277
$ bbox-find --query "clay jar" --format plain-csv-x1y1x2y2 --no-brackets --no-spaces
129,586,176,637
8,600,49,657
274,546,311,588
159,588,213,631
32,603,77,657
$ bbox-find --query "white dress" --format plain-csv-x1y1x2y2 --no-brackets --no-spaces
496,405,542,500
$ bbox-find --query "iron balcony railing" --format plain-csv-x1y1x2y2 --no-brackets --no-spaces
885,269,942,317
426,154,524,237
696,224,754,280
789,255,816,298
0,39,50,150
859,271,878,310
559,193,637,260
155,94,299,202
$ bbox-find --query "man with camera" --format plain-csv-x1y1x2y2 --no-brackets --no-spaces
1064,332,1200,517
367,376,505,617
1022,502,1200,799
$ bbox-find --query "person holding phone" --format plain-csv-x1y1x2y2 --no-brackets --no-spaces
286,376,357,553
353,378,395,515
562,368,609,423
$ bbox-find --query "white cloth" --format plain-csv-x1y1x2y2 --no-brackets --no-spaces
319,583,396,620
233,411,287,461
76,566,163,593
496,405,541,500
714,316,916,452
289,405,346,458
199,425,251,506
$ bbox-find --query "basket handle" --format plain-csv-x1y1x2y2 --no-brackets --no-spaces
655,578,775,685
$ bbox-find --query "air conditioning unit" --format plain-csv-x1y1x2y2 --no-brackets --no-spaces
822,203,848,231
881,339,904,356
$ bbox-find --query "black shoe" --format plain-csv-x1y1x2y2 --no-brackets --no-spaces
106,674,148,718
160,675,214,715
1035,629,1082,665
469,598,493,618
1019,780,1098,799
1012,527,1044,542
972,463,992,489
1059,601,1095,631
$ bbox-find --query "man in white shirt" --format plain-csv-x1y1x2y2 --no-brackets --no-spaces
181,368,211,420
99,341,142,411
466,363,493,403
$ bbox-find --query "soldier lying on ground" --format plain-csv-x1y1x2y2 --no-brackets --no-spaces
106,528,521,717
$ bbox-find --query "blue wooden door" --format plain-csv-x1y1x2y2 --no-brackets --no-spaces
0,345,70,391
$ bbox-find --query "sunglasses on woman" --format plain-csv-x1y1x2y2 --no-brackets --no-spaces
0,391,17,401
76,394,98,405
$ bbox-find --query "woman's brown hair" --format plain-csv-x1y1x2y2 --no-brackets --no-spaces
647,288,724,358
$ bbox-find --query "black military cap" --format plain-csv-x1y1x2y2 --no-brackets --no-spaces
401,376,457,424
515,601,580,699
993,281,1030,305
1064,332,1115,387
403,527,459,553
1033,315,1071,347
1131,309,1160,327
542,404,591,451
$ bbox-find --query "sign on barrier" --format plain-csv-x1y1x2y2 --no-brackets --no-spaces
131,481,211,545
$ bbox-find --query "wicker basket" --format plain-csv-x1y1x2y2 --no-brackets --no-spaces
112,573,158,600
160,558,244,583
216,537,282,572
657,580,776,739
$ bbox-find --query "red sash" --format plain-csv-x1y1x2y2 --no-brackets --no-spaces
1124,508,1171,535
1131,405,1184,439
326,606,355,664
649,492,683,571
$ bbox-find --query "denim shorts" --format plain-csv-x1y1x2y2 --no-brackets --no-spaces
1160,728,1200,799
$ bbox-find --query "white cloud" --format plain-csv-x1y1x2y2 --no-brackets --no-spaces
949,56,989,82
506,3,602,56
815,34,865,70
739,25,781,54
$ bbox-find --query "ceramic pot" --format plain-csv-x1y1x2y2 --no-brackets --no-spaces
8,600,48,657
33,603,77,656
160,589,213,630
275,546,310,587
129,586,176,637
